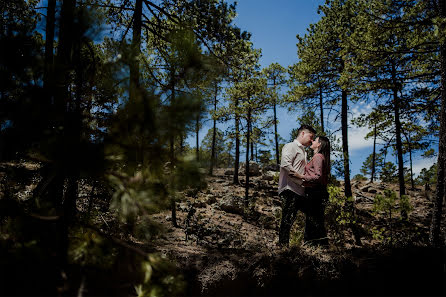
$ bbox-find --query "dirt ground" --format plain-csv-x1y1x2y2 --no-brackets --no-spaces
1,163,445,296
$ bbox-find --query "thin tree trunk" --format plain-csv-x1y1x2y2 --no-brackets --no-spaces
391,60,407,220
371,122,377,183
129,0,142,103
273,99,280,165
169,71,177,227
255,142,258,162
43,0,56,92
319,84,325,134
250,139,254,161
342,88,361,245
341,89,352,198
179,134,184,153
245,107,251,208
196,114,199,162
55,0,76,282
233,98,240,184
407,133,414,189
430,0,446,245
209,85,218,175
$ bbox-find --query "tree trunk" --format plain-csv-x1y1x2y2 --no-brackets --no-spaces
245,107,251,208
54,0,76,281
342,88,361,245
341,89,352,198
250,138,254,161
196,114,199,162
407,133,414,189
209,85,218,175
430,0,446,245
371,122,377,183
179,134,184,153
169,71,177,227
273,98,280,165
391,60,407,220
255,142,258,162
129,0,142,103
319,84,325,134
233,98,240,184
43,0,56,92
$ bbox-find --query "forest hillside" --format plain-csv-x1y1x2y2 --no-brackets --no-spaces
1,0,446,296
0,162,444,296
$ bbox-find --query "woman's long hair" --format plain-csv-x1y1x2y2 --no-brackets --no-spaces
317,136,331,176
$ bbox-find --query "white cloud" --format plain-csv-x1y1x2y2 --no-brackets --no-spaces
329,100,376,152
347,126,374,151
412,156,437,177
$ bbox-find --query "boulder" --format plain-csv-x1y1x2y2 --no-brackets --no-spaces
359,185,371,193
206,194,217,204
262,170,278,181
239,161,261,176
224,169,234,175
263,164,280,172
218,195,245,215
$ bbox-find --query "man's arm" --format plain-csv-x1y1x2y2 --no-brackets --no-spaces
281,144,303,185
280,143,295,174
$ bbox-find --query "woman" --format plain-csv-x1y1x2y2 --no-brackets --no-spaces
290,136,330,246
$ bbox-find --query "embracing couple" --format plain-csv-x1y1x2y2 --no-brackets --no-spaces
278,125,330,247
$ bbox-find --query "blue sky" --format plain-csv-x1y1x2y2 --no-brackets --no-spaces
188,0,436,177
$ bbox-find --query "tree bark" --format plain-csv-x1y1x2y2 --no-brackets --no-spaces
233,98,240,184
195,114,199,162
43,0,56,93
245,106,251,208
341,89,352,198
273,76,280,166
55,0,76,279
430,0,446,246
391,60,407,220
250,136,254,161
169,71,177,227
209,84,218,175
407,132,414,189
319,84,325,134
371,122,377,183
129,0,142,103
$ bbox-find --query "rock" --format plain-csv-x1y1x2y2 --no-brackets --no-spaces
271,206,282,218
224,170,234,175
256,180,269,189
239,161,261,176
359,185,371,193
165,215,172,221
206,194,217,204
262,170,278,181
193,200,207,208
368,188,378,194
218,195,245,215
261,216,277,229
263,164,280,172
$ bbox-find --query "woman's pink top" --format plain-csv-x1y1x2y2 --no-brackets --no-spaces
302,153,328,186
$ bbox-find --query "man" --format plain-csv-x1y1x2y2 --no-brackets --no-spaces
278,125,316,246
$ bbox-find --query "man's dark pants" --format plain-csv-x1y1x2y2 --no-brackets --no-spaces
279,188,328,246
278,189,306,246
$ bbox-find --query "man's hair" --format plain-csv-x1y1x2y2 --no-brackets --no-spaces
296,125,316,136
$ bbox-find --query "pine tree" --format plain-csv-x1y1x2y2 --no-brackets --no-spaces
263,63,287,165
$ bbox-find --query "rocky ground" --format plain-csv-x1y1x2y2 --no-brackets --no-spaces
1,162,445,296
142,167,444,296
